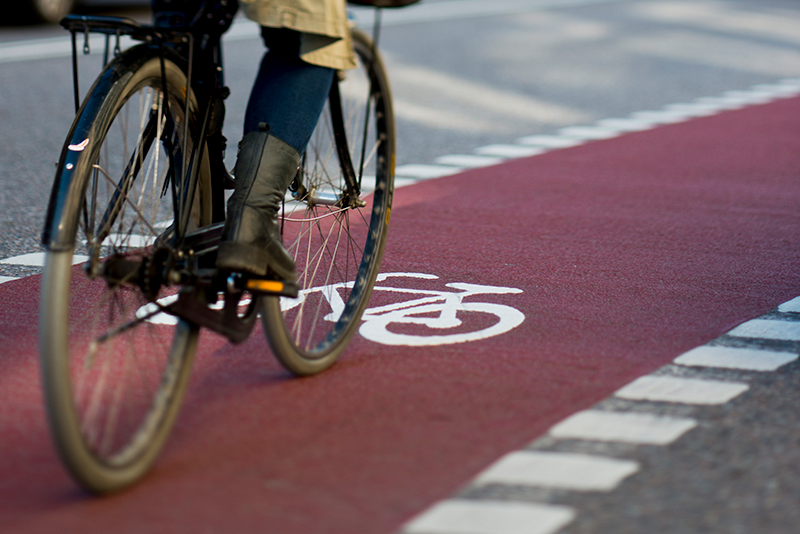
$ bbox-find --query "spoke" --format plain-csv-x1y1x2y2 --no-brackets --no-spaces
94,303,164,344
281,205,350,223
93,164,172,252
274,36,389,356
302,211,348,346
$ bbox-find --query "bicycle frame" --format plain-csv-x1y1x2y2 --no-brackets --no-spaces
43,13,366,252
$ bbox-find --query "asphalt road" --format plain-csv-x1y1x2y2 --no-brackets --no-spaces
0,0,799,532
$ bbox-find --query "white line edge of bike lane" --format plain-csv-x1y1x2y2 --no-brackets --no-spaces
399,298,800,534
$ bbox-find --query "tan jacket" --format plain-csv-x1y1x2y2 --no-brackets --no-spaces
240,0,356,70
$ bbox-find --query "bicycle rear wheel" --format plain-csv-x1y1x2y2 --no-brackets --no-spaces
39,46,212,493
261,29,395,375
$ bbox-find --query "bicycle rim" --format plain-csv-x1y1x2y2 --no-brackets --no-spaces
262,29,395,375
40,50,210,493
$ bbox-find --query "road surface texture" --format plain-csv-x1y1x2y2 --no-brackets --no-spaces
0,1,799,533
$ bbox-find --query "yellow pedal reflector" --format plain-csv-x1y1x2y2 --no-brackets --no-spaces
246,279,285,293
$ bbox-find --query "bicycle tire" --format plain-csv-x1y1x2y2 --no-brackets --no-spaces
261,28,395,375
40,45,212,493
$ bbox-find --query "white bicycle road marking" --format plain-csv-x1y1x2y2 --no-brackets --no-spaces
281,273,525,346
137,272,525,346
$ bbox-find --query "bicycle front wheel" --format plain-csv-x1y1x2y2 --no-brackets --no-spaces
262,29,395,375
39,46,212,493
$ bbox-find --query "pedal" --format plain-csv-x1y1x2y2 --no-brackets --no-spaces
226,272,298,298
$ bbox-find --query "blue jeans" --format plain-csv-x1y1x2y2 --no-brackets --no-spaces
244,27,335,154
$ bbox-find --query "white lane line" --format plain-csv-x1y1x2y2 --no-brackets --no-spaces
614,376,749,405
662,102,724,116
435,154,506,168
0,276,19,284
475,451,639,492
629,110,694,124
394,164,463,179
693,96,749,110
557,126,622,140
102,234,158,248
727,319,800,341
752,82,800,95
0,252,89,266
394,177,421,188
722,90,781,104
474,145,546,158
675,345,798,372
778,296,800,313
594,117,659,131
549,410,697,445
402,500,576,534
515,135,585,148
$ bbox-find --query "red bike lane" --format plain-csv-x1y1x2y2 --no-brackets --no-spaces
1,97,798,533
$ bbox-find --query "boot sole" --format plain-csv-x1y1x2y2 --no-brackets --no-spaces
216,242,297,282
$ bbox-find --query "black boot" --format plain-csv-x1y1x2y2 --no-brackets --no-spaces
216,126,299,280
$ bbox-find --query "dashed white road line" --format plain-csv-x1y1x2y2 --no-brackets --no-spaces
434,154,505,168
722,90,780,104
662,102,722,116
778,296,800,313
516,135,585,148
394,163,463,179
474,145,546,158
397,293,800,534
593,117,658,132
403,500,576,534
0,252,88,267
393,177,421,189
556,126,621,140
675,345,798,372
0,276,18,284
549,410,698,445
727,319,800,341
474,451,639,492
629,110,696,124
614,375,749,405
694,95,750,108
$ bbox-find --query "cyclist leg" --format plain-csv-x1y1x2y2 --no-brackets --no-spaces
216,28,334,280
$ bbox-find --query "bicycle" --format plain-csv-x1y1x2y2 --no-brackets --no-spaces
38,0,412,493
